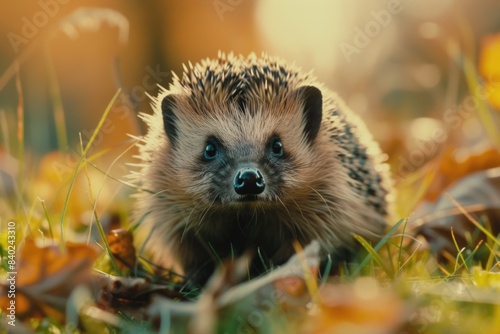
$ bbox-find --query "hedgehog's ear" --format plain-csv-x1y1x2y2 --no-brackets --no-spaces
298,86,323,143
161,94,179,146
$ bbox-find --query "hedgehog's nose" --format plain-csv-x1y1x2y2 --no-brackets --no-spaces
234,168,265,195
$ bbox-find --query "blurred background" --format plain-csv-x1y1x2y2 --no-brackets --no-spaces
1,0,500,225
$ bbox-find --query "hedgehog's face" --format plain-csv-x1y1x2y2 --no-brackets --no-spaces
160,85,323,210
193,131,288,204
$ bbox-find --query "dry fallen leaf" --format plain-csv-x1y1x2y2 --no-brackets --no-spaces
106,228,137,270
92,273,187,323
410,167,500,258
0,238,99,322
423,148,500,203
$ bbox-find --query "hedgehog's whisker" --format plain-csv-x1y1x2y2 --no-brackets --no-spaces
143,187,171,200
305,185,344,242
305,184,336,229
196,195,218,230
276,195,292,221
286,193,307,222
180,180,214,190
181,197,209,242
278,191,304,240
168,217,190,239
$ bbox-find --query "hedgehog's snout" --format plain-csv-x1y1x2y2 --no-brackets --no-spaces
234,167,265,195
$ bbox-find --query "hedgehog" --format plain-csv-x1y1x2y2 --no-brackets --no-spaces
132,52,392,284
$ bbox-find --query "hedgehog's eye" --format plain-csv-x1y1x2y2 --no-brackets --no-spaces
271,138,284,157
204,142,218,160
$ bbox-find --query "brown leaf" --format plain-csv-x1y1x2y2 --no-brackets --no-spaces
107,228,137,270
411,167,500,259
93,274,187,322
0,239,100,321
423,148,500,203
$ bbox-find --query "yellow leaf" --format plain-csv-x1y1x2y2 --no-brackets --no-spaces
479,33,500,109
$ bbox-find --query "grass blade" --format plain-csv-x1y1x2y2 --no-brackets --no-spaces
38,197,54,240
353,234,394,279
58,89,121,247
350,219,406,278
446,194,500,248
450,227,468,271
45,47,68,150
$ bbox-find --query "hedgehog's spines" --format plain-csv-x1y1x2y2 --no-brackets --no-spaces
168,52,391,216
